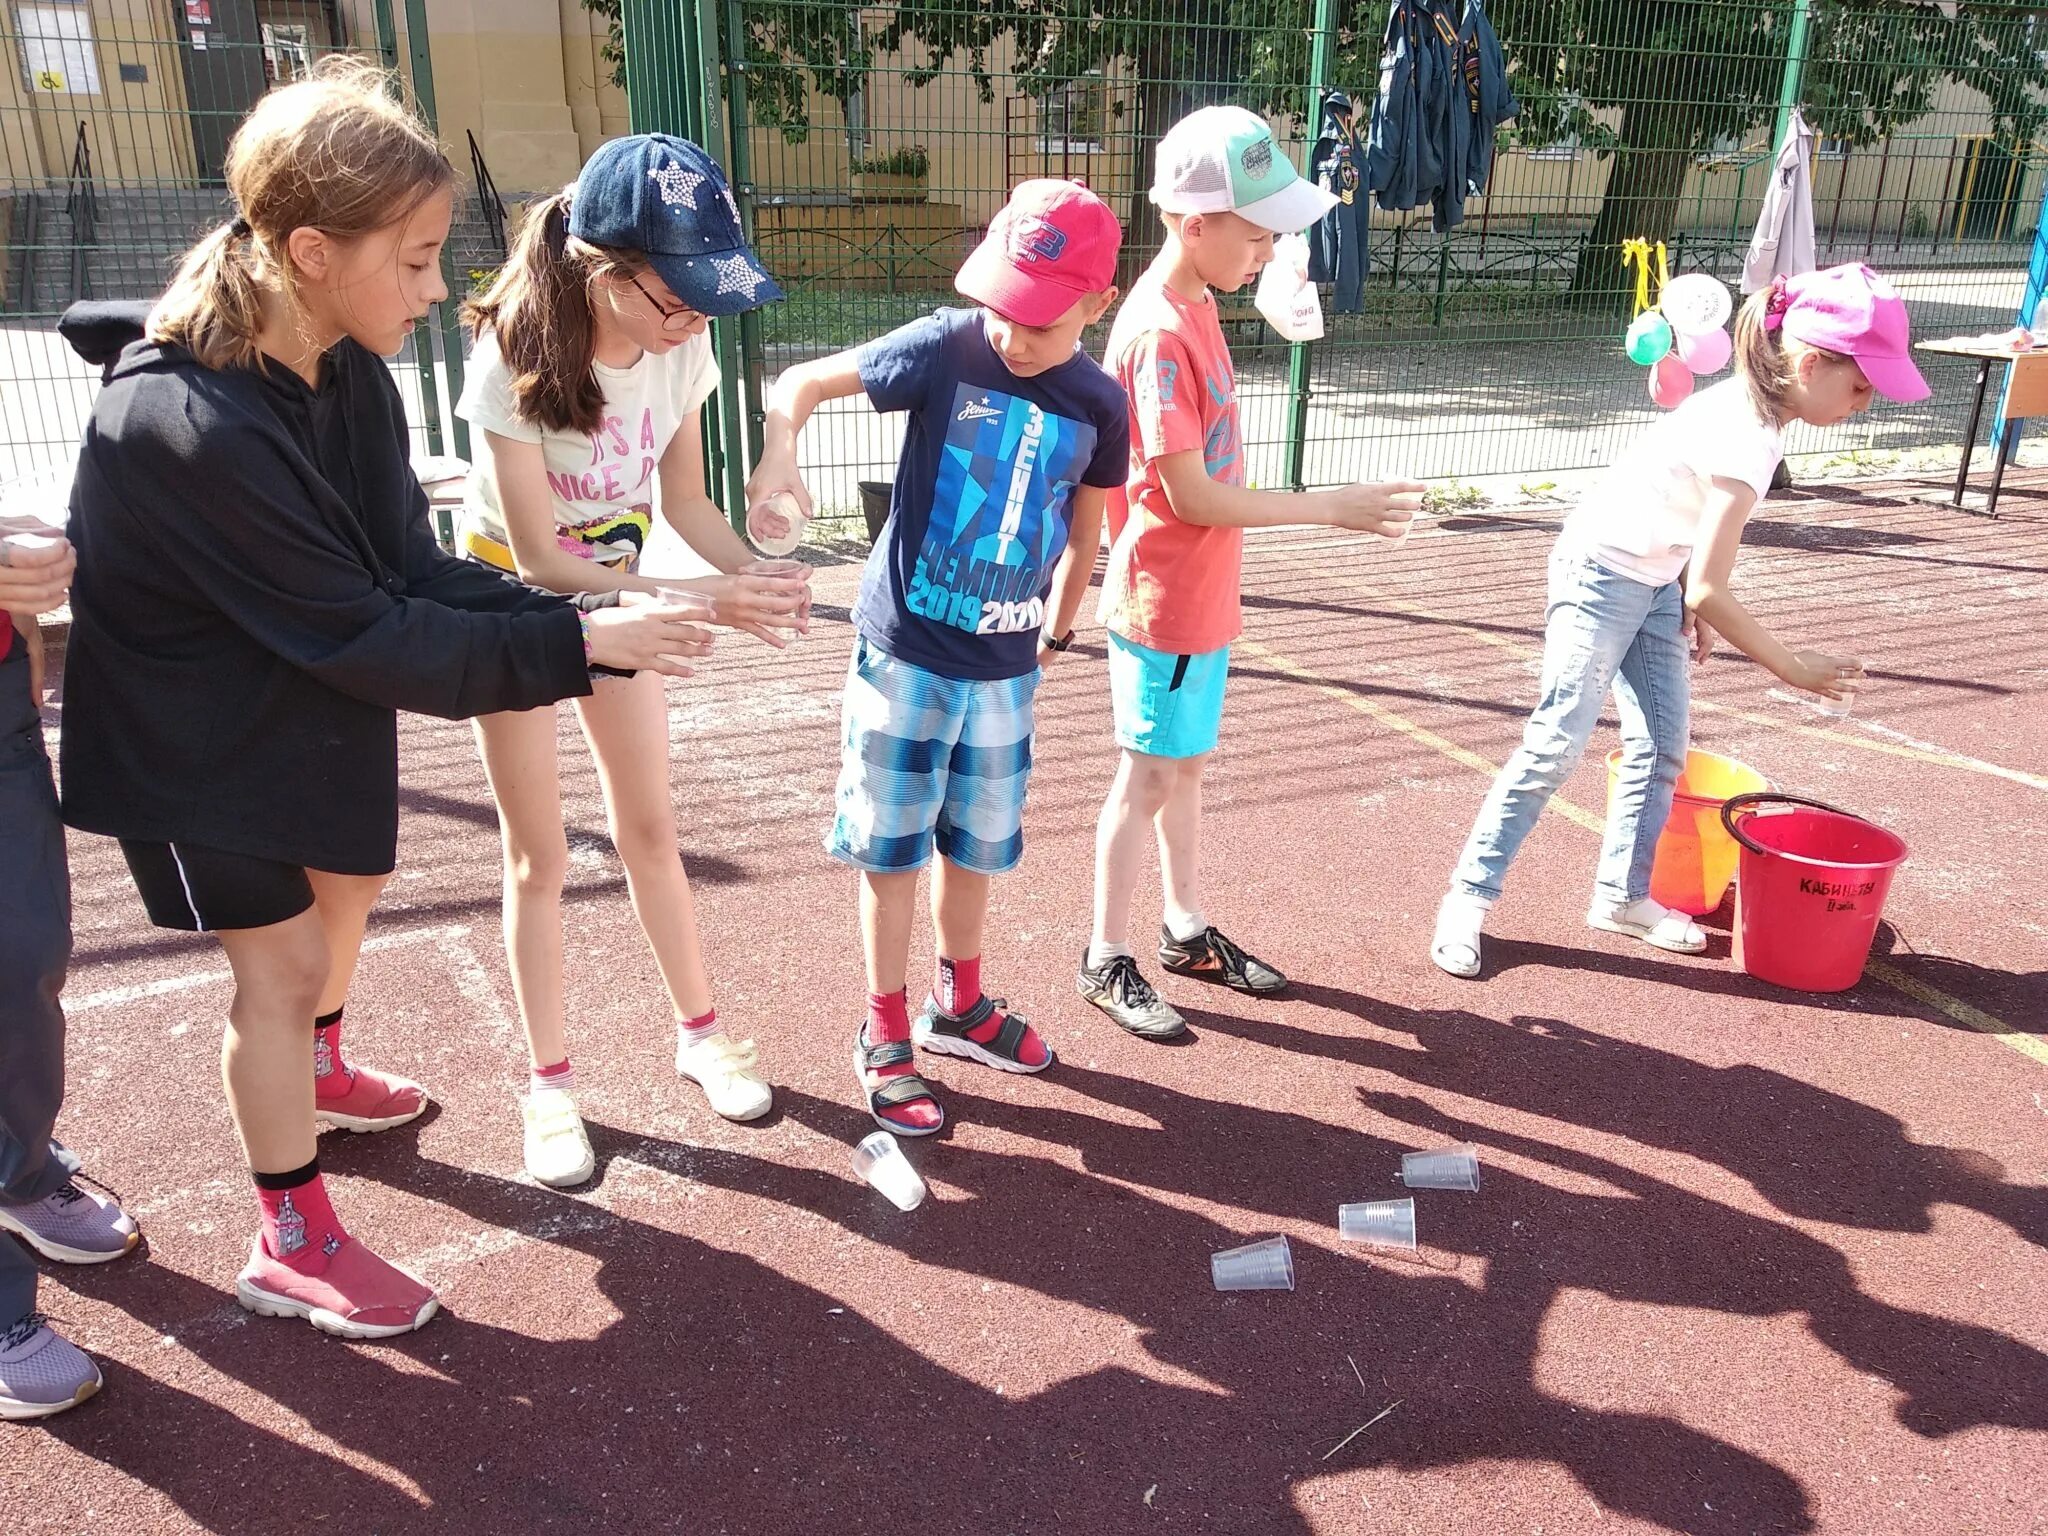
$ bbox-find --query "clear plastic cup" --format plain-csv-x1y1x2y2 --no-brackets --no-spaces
745,491,810,558
1338,1197,1417,1250
850,1131,927,1212
0,531,62,563
1814,687,1858,719
1210,1235,1295,1292
1400,1143,1480,1192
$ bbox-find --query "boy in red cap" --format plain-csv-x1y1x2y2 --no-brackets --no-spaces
747,180,1129,1135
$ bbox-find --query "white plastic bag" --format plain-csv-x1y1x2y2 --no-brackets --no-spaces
1254,232,1325,342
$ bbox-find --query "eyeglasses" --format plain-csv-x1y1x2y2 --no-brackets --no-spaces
628,271,698,326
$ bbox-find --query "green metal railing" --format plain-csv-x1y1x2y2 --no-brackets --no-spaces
0,0,469,480
613,0,2048,530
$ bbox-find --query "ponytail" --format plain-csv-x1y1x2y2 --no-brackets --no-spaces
1734,280,1851,425
149,220,268,371
465,188,652,436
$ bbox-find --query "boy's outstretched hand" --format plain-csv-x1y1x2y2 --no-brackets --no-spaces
741,456,814,541
1328,480,1426,539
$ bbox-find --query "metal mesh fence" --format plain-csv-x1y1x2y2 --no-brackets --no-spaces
619,0,2048,534
0,0,473,486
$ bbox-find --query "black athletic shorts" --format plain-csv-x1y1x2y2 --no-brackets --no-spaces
117,839,318,933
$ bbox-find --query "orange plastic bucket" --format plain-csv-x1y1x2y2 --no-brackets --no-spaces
1606,748,1769,916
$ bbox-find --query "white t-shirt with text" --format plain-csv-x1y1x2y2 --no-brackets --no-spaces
1565,378,1783,586
455,328,719,572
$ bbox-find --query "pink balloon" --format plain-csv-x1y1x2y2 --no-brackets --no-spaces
1649,353,1695,409
1676,325,1732,374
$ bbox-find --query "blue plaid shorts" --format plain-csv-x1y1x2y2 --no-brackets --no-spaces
826,637,1039,875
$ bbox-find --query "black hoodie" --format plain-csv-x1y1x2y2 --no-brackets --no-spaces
59,308,593,874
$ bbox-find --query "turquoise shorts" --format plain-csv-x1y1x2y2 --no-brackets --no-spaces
1107,633,1230,759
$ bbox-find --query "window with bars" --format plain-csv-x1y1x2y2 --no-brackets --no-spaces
1037,72,1107,153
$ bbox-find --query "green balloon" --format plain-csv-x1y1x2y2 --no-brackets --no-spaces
1626,312,1674,366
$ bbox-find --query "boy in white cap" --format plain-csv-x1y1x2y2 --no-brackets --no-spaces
1078,105,1425,1039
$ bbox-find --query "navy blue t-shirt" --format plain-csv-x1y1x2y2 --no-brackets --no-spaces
851,307,1130,681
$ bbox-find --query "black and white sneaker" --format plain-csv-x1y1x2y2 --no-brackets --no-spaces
1157,925,1288,995
1076,951,1187,1039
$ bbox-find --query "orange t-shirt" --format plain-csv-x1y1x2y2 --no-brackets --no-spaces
1098,274,1245,656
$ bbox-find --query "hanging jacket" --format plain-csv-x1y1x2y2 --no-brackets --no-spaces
59,308,596,875
1309,91,1365,283
1458,0,1519,204
1742,108,1816,293
1365,0,1438,218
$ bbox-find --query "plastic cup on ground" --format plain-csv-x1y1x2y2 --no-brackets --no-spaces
1400,1143,1480,1192
1338,1198,1417,1250
1210,1235,1295,1292
746,490,809,557
851,1131,927,1212
1768,684,1857,719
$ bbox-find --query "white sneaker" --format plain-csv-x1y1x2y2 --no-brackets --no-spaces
521,1088,595,1188
675,1032,774,1122
1431,891,1490,979
1586,897,1707,954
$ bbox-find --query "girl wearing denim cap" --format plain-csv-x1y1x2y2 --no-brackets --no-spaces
458,135,801,1187
1432,263,1929,979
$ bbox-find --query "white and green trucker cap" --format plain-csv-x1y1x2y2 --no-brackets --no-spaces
1149,105,1338,233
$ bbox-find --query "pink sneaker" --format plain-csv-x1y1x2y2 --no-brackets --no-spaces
314,1064,429,1134
235,1234,439,1339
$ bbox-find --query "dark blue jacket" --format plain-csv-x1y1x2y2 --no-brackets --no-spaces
1309,91,1366,283
1364,0,1518,231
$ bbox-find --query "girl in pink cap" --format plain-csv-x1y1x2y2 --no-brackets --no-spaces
1431,262,1928,979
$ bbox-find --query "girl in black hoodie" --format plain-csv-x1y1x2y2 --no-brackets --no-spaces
61,59,712,1339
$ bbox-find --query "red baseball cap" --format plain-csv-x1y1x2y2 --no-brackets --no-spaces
955,179,1122,326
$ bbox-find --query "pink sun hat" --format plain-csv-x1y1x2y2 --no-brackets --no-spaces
1772,263,1930,403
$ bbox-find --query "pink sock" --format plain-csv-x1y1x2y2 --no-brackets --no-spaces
862,989,940,1131
531,1057,574,1095
313,1007,350,1100
255,1166,347,1274
936,955,982,1016
679,1009,720,1048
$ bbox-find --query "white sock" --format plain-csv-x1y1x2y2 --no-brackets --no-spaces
679,1010,721,1048
1164,910,1210,943
1087,939,1133,971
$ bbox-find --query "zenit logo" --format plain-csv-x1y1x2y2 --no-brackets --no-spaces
956,396,1003,423
1007,215,1069,264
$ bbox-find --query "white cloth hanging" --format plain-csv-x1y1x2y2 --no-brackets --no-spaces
1742,107,1816,294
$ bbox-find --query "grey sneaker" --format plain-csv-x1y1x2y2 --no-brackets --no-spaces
1077,951,1186,1040
0,1180,140,1264
0,1313,103,1420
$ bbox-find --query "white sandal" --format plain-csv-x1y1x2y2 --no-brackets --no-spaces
1585,897,1707,955
1431,892,1489,979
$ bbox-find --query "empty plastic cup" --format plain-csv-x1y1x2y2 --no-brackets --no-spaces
1210,1235,1295,1292
1338,1198,1417,1250
1400,1143,1480,1192
850,1131,927,1212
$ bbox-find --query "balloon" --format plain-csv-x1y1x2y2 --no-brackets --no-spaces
1676,324,1732,374
1625,311,1673,366
1661,273,1733,335
1649,352,1695,409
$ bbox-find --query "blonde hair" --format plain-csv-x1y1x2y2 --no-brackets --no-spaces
1733,284,1852,423
462,189,653,435
149,56,452,372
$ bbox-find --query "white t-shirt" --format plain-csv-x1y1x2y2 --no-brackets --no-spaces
454,328,719,572
1565,378,1783,586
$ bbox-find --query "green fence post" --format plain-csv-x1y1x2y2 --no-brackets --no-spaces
1772,0,1814,155
724,0,769,474
401,0,465,458
1284,0,1339,493
371,0,399,74
623,0,734,511
694,0,750,528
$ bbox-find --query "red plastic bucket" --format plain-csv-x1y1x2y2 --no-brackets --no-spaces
1720,793,1909,993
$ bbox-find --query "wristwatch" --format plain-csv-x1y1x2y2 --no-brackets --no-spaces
1042,630,1074,653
